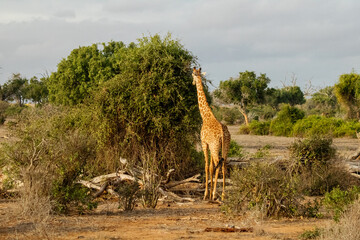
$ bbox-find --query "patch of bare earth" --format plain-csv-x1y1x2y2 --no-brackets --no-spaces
0,200,329,240
1,124,358,239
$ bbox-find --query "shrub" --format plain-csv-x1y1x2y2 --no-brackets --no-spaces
320,199,360,240
92,34,201,183
248,120,270,135
289,136,354,195
0,101,9,124
270,104,305,136
228,140,243,158
238,124,250,134
293,115,360,138
289,136,335,168
222,162,300,218
1,106,98,214
323,186,360,222
115,180,141,211
300,228,321,240
212,106,243,125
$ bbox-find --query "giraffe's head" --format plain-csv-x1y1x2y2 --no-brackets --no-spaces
192,67,202,85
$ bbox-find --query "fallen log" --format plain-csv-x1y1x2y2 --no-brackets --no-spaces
165,174,201,189
205,227,254,233
158,187,195,202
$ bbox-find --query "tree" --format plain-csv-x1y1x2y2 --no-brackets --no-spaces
93,34,202,199
1,73,28,106
334,72,360,119
304,86,339,116
266,86,305,109
24,76,49,106
214,71,270,125
47,41,125,106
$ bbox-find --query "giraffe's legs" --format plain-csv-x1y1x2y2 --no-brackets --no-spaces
212,159,220,200
221,160,226,201
209,156,214,200
202,142,209,200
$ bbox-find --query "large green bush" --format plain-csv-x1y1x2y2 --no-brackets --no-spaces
92,34,201,179
270,104,305,136
48,41,125,105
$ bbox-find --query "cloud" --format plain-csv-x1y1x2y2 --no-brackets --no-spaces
0,0,360,89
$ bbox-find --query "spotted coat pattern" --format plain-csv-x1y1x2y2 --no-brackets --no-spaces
192,67,231,201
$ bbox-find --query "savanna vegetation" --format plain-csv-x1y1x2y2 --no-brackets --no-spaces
1,33,360,239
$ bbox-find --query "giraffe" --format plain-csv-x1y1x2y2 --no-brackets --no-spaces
192,67,231,201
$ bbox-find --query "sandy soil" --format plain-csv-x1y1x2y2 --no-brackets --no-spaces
0,199,329,240
1,124,358,239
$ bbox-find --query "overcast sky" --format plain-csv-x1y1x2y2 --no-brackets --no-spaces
1,0,360,91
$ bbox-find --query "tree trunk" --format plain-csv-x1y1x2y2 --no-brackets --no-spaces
238,106,249,126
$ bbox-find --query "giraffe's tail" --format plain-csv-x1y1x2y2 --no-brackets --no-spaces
216,131,226,170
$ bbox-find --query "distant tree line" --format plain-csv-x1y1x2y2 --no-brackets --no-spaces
0,73,48,106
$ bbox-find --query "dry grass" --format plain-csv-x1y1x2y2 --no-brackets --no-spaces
15,166,54,238
320,198,360,240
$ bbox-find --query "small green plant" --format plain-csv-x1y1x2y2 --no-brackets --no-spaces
253,145,271,158
228,140,244,158
300,228,321,239
323,186,360,222
301,198,323,218
115,181,141,211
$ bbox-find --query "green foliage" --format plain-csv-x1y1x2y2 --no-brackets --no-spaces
248,120,270,135
24,76,48,105
270,104,305,136
320,199,360,240
289,136,355,196
92,34,200,181
266,86,305,108
253,144,271,158
212,106,243,125
300,228,321,239
223,162,300,217
1,73,28,106
289,136,335,167
227,140,243,158
214,71,270,124
301,199,323,218
304,86,339,117
293,115,360,138
48,41,125,105
115,181,141,211
249,104,277,121
1,106,97,214
334,72,360,119
323,186,360,222
0,101,9,124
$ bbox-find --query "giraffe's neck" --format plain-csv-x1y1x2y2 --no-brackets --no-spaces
195,80,216,122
